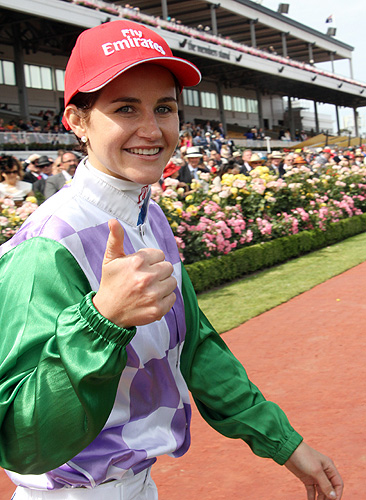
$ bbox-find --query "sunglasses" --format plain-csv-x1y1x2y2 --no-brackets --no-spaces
3,169,18,174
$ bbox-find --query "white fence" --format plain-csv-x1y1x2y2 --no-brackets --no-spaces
0,132,78,146
0,132,301,153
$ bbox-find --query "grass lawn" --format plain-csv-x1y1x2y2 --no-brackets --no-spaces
197,231,366,334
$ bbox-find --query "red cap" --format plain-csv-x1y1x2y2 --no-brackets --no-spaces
62,20,201,129
323,147,331,153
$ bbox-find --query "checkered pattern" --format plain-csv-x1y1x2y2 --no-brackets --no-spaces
4,161,190,490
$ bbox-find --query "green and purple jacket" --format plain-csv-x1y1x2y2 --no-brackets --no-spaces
0,160,302,490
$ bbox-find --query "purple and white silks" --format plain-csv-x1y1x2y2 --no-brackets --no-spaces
4,160,191,490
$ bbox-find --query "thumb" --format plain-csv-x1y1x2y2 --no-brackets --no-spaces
103,219,126,265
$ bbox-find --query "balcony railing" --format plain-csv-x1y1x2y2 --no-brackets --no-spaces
0,131,78,146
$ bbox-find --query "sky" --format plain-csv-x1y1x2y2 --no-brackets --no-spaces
259,0,366,133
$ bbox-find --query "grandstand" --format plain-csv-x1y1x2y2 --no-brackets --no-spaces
1,0,366,150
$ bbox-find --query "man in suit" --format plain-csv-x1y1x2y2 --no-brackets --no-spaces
44,152,78,199
178,147,209,185
22,154,41,184
240,149,253,174
32,156,53,196
269,151,285,177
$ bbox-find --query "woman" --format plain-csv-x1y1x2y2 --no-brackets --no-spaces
0,155,34,202
0,20,342,500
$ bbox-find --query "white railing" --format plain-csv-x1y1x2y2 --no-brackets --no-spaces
0,132,78,146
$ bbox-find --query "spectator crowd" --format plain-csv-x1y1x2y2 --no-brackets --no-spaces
2,121,366,261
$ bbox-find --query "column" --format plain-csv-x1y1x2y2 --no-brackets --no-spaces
313,101,319,134
281,32,288,58
308,43,314,63
330,52,335,73
354,108,359,137
256,89,263,130
210,4,218,36
216,81,227,134
250,19,257,48
349,58,354,79
161,0,168,20
12,25,29,121
335,105,340,135
287,96,295,140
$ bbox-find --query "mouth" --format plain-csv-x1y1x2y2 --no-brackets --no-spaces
125,147,161,156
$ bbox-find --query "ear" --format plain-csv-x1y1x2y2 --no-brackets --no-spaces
64,105,87,139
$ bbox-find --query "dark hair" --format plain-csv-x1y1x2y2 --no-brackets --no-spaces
68,91,102,154
0,155,22,181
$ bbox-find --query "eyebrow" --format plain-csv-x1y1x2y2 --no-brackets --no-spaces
110,97,178,104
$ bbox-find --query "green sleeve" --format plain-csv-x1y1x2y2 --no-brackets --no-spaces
0,238,136,474
179,263,303,465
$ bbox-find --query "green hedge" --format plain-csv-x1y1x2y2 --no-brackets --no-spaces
185,214,366,293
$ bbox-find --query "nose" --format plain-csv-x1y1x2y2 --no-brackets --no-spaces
136,111,163,141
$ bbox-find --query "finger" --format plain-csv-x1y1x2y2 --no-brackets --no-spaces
137,247,167,266
154,260,175,282
305,484,316,500
159,275,177,298
160,290,176,317
313,469,337,500
103,219,126,265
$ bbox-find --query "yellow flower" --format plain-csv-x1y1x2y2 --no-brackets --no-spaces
185,195,194,203
171,221,178,230
212,194,220,203
230,187,238,196
186,204,198,214
221,173,234,186
25,196,37,204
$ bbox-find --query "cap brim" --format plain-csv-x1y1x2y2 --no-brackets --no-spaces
63,57,201,130
79,56,201,94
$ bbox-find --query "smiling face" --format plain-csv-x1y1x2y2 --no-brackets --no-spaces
69,64,179,185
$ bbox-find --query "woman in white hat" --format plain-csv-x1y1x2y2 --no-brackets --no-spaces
0,20,342,500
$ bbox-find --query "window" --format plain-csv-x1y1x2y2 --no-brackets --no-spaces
247,99,258,113
24,64,53,90
182,88,199,107
223,95,232,111
0,60,16,86
233,96,246,113
55,69,65,91
201,91,217,109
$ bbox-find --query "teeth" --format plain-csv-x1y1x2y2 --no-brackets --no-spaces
128,148,160,155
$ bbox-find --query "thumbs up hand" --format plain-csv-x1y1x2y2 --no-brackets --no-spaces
92,219,177,328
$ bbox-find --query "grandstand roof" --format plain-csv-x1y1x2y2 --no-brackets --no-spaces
1,0,366,109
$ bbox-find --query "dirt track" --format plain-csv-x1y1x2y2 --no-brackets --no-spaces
1,262,365,499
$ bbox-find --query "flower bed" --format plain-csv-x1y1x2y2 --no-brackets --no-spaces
152,164,366,264
0,197,38,244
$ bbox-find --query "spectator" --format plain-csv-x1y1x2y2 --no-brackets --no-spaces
282,153,294,173
178,146,209,184
269,151,285,176
293,156,308,166
248,153,264,169
32,156,54,196
22,154,41,184
0,155,34,202
44,152,78,199
240,149,253,174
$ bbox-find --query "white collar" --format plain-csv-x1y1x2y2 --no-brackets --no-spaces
70,158,151,227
